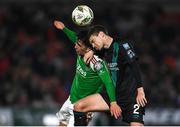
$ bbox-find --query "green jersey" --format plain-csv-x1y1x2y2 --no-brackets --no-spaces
63,27,116,103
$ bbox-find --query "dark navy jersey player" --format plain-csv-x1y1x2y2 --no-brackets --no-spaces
86,25,147,126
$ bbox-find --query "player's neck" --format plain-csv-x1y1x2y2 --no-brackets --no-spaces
104,36,113,49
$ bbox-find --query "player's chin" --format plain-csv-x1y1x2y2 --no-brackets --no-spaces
76,50,81,55
76,52,81,55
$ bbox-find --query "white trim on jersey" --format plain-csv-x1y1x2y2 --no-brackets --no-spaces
89,55,103,71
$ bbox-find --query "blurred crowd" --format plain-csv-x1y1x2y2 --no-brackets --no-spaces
0,3,179,108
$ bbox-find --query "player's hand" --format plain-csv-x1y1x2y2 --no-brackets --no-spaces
136,87,147,107
54,20,65,30
110,101,122,119
84,50,94,64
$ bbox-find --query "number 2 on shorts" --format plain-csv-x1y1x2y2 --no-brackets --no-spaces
133,104,140,114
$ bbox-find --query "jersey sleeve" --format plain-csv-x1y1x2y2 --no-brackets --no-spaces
90,55,116,102
62,27,77,44
121,42,138,63
121,42,142,87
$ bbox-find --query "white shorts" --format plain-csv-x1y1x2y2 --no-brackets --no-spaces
56,97,74,126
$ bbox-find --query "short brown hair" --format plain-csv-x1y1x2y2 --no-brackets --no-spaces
88,25,108,37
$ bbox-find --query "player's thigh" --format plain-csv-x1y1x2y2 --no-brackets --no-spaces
74,93,109,112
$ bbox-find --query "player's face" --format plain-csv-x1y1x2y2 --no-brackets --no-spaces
75,40,87,55
89,34,104,50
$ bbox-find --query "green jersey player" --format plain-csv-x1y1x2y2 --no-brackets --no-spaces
54,20,121,126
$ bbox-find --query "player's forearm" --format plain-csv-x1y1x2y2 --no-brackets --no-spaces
63,27,77,43
100,73,116,102
105,81,116,102
99,66,116,102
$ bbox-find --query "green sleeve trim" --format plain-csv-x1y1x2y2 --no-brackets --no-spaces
63,27,78,44
111,42,119,87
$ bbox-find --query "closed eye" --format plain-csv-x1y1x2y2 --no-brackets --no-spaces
77,42,81,47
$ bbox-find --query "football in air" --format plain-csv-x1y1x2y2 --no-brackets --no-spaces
72,5,94,26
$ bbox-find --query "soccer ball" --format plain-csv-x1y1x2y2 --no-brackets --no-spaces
72,5,94,26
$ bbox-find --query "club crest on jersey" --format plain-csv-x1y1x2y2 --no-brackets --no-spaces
94,61,103,71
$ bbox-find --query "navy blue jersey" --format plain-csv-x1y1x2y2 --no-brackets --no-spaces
102,39,142,103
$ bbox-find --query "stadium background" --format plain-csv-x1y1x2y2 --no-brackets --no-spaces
0,0,179,125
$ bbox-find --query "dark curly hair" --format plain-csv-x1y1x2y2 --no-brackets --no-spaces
77,29,93,49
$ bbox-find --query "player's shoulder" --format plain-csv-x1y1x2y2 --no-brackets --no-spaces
92,55,103,61
89,55,104,71
121,39,135,45
119,39,136,50
112,38,134,47
114,36,135,46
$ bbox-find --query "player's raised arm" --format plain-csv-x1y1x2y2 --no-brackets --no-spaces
90,55,122,119
54,20,77,44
